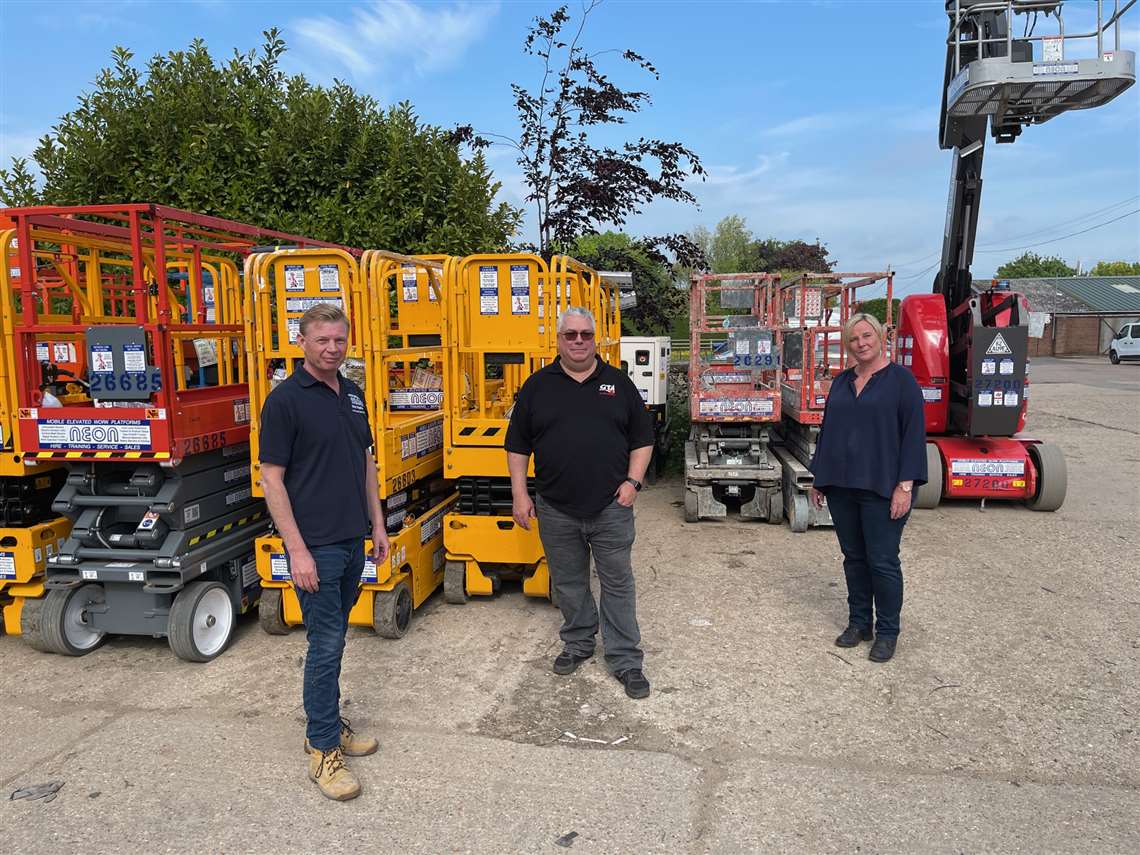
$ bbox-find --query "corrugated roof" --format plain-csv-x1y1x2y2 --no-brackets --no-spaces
972,276,1140,313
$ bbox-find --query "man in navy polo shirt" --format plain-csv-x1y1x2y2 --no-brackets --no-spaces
259,303,390,801
505,307,655,699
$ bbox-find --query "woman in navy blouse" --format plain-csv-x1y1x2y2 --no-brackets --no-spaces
809,313,927,662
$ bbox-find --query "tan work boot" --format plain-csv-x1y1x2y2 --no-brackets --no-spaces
308,746,361,801
304,717,379,757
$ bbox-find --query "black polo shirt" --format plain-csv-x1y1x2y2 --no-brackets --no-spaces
258,364,373,546
505,356,654,518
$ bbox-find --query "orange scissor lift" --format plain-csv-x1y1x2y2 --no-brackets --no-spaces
0,222,73,635
440,254,619,604
684,273,784,523
246,248,455,638
3,204,337,661
773,270,893,532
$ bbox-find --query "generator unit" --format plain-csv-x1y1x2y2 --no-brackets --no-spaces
620,336,670,482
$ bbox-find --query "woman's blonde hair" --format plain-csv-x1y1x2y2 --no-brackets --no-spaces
843,312,885,346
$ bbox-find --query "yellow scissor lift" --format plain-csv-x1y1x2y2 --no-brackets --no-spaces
440,253,620,604
0,228,73,634
246,248,455,638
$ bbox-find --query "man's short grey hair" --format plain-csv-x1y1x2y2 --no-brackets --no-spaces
557,307,596,332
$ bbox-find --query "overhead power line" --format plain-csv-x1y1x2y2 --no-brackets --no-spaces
973,208,1139,253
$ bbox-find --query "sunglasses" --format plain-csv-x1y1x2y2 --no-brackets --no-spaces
559,330,595,341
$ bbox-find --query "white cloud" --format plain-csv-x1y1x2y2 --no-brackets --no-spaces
761,111,856,138
292,1,500,78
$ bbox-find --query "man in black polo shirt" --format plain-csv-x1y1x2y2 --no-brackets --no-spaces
505,307,655,699
259,303,389,801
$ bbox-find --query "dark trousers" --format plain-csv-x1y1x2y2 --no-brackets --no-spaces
291,538,365,751
536,496,644,673
826,487,908,639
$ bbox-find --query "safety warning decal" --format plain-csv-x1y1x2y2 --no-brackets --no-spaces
921,387,943,402
977,392,992,407
420,507,446,545
999,358,1014,375
270,553,290,581
402,264,418,303
510,264,530,315
285,297,342,313
986,334,1013,356
362,558,377,583
318,264,340,292
284,264,305,291
90,344,114,373
37,418,152,450
479,265,499,315
0,552,15,580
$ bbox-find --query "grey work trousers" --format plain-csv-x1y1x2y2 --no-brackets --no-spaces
535,495,644,673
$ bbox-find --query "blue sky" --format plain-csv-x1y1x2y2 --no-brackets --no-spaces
1,0,1137,294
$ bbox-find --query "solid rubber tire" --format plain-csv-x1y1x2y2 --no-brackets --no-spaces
41,584,106,657
374,581,413,639
443,560,468,604
258,586,290,635
1026,442,1067,512
914,443,943,510
168,580,235,663
18,595,52,653
789,494,810,533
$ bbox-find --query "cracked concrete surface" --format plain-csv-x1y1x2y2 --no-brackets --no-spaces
1,358,1137,853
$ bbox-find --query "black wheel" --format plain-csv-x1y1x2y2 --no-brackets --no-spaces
1109,349,1120,364
788,494,810,533
374,581,413,639
443,560,468,604
18,595,52,652
914,443,943,510
39,584,106,656
1026,442,1067,512
168,580,235,662
683,489,699,523
258,587,290,635
765,489,783,524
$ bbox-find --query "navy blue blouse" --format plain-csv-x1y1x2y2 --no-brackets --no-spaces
809,362,927,500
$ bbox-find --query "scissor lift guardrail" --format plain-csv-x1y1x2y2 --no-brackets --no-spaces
246,248,455,639
2,204,338,661
684,273,783,523
774,270,894,531
441,254,618,604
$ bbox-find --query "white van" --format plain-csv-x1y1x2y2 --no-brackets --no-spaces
1109,321,1140,364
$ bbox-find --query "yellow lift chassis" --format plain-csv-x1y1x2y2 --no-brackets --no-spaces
245,248,455,638
441,253,620,604
0,227,72,634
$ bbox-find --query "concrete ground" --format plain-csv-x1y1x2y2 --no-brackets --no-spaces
2,358,1137,854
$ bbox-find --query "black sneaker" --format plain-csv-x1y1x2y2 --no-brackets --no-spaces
552,650,593,675
869,636,897,662
834,624,873,648
615,668,650,699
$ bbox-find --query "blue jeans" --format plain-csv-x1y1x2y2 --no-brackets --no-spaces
825,487,908,639
536,495,644,673
291,538,364,751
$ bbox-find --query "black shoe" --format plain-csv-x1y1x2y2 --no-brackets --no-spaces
552,650,593,676
834,624,873,648
615,668,651,699
869,636,897,662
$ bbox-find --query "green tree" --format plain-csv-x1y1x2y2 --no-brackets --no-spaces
858,297,901,326
1089,260,1140,276
571,231,683,336
0,31,520,254
995,252,1076,279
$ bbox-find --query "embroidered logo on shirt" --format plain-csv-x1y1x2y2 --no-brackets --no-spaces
348,393,367,414
598,383,616,396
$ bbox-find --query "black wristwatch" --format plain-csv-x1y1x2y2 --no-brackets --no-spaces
625,477,643,492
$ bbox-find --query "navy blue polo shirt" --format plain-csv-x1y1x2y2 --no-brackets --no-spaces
810,362,927,500
258,364,373,546
505,356,655,518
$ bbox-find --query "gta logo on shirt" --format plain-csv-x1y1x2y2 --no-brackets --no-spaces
598,383,616,397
